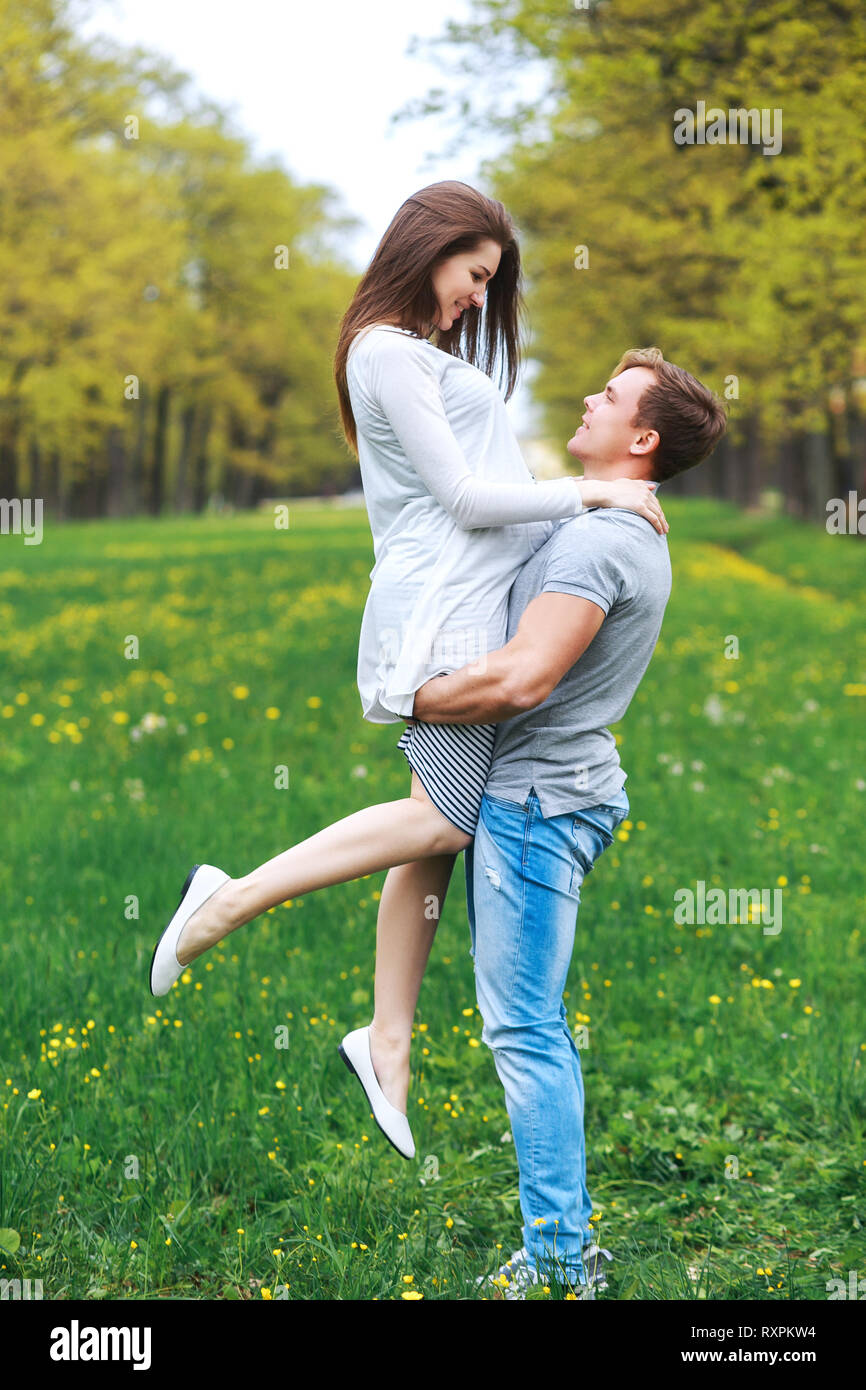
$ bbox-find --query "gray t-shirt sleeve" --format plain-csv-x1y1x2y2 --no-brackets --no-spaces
539,513,637,616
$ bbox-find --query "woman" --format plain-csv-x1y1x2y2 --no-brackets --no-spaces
149,181,667,1160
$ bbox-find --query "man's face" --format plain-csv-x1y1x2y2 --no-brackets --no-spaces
566,366,659,477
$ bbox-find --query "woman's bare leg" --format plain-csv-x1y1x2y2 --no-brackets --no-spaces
368,842,458,1113
175,775,471,965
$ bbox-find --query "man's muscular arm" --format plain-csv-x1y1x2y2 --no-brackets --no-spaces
411,592,606,724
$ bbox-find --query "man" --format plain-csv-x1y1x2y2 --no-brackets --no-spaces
411,346,727,1299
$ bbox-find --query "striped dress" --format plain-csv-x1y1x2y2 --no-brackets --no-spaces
395,713,498,836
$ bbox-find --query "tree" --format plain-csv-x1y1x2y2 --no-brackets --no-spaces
395,0,866,521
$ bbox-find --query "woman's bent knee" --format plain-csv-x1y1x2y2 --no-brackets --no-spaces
443,825,473,854
408,794,473,853
408,772,473,853
426,811,472,855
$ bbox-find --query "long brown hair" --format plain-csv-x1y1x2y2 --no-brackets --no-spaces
334,181,524,456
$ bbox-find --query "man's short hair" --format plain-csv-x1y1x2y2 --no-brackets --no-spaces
612,346,727,484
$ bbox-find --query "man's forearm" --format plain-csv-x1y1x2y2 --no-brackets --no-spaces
412,649,526,723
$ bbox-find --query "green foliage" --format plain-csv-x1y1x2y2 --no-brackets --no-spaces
403,0,866,450
0,0,362,510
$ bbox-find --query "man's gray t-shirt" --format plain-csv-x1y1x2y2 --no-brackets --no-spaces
483,507,672,817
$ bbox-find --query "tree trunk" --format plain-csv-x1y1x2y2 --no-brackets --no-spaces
85,457,106,516
741,414,762,508
174,401,197,512
0,418,19,497
226,411,250,509
846,399,866,538
46,450,66,520
782,430,809,519
28,437,42,499
130,382,148,514
826,400,854,500
191,404,213,513
106,424,129,516
148,383,171,516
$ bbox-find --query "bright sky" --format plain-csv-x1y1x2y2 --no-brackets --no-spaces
81,0,533,266
80,0,551,434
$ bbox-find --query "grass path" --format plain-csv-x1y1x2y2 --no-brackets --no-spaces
0,500,863,1299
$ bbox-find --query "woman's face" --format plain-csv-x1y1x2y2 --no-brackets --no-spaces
430,239,502,331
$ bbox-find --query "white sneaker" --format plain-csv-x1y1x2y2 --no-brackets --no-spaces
338,1026,415,1160
476,1242,611,1299
149,864,231,997
582,1242,613,1291
477,1247,540,1300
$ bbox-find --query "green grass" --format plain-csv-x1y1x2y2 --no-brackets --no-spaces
1,497,864,1300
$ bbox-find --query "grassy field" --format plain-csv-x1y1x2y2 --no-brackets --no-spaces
1,497,864,1301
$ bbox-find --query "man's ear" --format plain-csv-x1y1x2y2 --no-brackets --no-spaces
630,428,659,456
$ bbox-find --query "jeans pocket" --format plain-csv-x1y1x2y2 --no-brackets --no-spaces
482,791,525,813
569,808,621,884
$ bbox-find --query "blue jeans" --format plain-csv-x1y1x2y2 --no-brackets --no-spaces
464,783,630,1285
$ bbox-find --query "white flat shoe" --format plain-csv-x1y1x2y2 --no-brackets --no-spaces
149,863,231,997
338,1026,415,1160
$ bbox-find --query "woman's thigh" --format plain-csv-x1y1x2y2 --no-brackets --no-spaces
408,770,472,852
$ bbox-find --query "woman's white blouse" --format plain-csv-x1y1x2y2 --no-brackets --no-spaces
346,324,585,723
